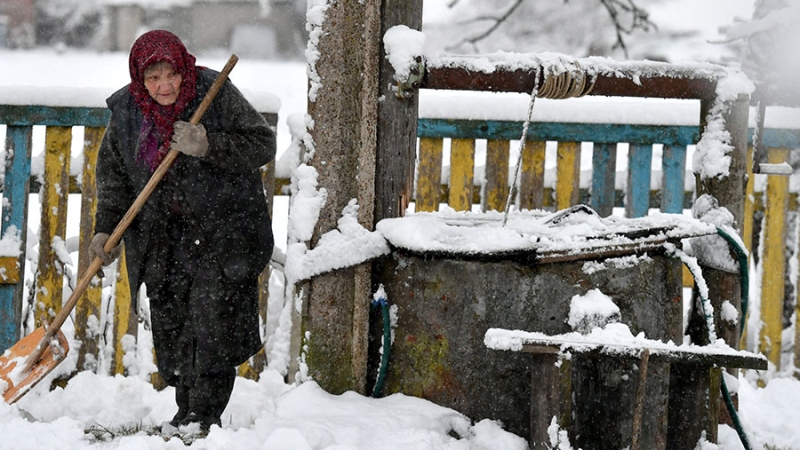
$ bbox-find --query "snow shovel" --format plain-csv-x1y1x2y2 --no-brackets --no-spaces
0,54,239,404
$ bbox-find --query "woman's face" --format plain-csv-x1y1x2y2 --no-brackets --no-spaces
143,61,182,106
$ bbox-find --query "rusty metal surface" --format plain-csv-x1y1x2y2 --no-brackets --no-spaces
422,66,718,100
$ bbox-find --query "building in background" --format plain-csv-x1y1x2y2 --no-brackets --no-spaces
4,0,306,59
0,0,36,49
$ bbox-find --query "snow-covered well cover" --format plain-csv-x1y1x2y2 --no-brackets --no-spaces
376,206,717,258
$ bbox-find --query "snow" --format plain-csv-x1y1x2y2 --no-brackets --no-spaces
2,4,800,449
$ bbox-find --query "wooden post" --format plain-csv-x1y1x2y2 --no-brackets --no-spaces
683,93,748,442
689,94,749,348
303,0,381,394
374,0,423,221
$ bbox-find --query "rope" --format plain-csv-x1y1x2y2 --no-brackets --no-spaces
503,65,540,226
503,62,597,225
538,62,596,99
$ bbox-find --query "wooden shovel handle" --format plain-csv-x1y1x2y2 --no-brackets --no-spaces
26,54,239,370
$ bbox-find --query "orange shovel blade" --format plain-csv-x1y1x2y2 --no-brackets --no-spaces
0,327,69,404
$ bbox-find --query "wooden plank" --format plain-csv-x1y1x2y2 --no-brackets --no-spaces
741,145,755,349
668,365,722,449
448,138,475,211
752,127,800,149
76,126,103,372
530,353,571,447
34,126,72,327
0,257,20,284
519,141,546,211
521,343,765,370
555,142,580,210
416,137,443,212
660,145,687,214
112,247,135,376
483,139,509,212
0,126,32,352
0,105,110,127
626,144,653,218
418,119,699,146
590,142,616,217
760,146,790,369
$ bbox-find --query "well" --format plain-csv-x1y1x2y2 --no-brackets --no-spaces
369,207,715,446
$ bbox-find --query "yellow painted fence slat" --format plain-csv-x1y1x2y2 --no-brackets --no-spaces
449,138,475,211
35,126,71,327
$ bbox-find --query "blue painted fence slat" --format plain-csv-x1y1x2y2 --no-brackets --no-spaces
590,142,617,216
0,126,33,350
418,119,700,146
627,144,652,218
661,145,687,214
752,128,800,149
0,105,110,128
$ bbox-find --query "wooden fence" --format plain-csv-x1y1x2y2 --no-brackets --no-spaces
415,113,800,370
1,101,799,380
0,104,277,380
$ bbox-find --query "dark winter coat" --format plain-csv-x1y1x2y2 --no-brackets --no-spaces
95,68,275,369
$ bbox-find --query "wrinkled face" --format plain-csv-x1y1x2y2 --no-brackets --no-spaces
143,61,182,106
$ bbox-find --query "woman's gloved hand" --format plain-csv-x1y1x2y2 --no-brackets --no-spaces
171,121,209,157
88,232,123,267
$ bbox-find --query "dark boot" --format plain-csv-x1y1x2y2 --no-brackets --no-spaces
181,368,236,430
170,384,191,427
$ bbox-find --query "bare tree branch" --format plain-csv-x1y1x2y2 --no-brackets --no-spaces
446,0,657,58
448,0,525,52
598,0,656,58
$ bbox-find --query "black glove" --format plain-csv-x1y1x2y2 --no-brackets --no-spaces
172,121,209,157
88,233,123,267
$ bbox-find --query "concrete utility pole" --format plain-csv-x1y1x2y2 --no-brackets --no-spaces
301,0,422,394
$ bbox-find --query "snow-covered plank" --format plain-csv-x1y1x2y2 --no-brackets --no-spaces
485,328,767,370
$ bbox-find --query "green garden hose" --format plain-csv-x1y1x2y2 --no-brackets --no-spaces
371,296,391,398
668,227,752,450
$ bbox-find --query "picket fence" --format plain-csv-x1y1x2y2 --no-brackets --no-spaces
0,99,798,381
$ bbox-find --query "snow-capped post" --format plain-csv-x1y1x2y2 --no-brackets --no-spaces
299,0,421,396
376,13,423,223
690,78,751,352
670,76,752,449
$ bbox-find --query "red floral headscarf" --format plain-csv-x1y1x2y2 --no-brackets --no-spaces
128,30,198,170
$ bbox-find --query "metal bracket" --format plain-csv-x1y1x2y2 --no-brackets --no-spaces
395,56,425,99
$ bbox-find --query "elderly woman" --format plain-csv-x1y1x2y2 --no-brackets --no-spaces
89,30,275,432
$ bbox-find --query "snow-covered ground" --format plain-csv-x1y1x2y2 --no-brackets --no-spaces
2,2,800,447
